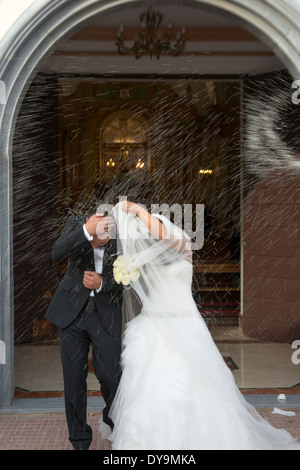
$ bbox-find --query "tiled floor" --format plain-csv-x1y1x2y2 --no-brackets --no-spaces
0,411,110,450
212,326,300,390
13,325,300,393
1,324,299,450
0,410,299,450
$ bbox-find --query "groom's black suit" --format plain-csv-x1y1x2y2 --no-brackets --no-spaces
45,215,123,450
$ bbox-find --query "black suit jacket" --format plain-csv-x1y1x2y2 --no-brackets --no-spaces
45,215,123,335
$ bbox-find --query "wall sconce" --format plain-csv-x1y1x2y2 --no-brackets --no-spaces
107,158,115,167
136,158,145,169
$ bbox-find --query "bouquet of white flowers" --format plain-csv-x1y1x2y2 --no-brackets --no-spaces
113,255,140,286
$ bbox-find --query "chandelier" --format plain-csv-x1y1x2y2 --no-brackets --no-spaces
116,7,186,59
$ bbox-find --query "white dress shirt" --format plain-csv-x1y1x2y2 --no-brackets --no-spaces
83,224,104,296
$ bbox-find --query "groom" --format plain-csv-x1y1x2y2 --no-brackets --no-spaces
45,212,123,450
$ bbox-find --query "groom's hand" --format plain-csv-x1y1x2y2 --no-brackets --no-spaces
85,214,116,241
83,271,102,290
85,214,103,236
95,215,116,240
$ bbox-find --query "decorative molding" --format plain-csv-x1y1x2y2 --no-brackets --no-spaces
69,26,259,42
53,50,274,57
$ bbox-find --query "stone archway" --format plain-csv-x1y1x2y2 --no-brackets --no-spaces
0,0,300,408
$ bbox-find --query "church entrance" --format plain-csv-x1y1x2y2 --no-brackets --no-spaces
13,77,242,345
1,0,299,408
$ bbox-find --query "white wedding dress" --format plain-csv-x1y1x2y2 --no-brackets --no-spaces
107,208,300,450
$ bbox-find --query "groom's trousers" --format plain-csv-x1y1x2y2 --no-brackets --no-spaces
60,297,121,450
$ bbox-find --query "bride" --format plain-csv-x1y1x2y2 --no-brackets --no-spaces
102,199,300,450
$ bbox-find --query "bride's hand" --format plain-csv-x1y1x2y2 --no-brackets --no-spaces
114,200,142,216
114,201,168,240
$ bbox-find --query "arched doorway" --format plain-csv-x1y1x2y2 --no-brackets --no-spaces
100,112,149,179
0,0,299,408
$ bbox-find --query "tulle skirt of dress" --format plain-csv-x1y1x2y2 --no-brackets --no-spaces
108,311,300,450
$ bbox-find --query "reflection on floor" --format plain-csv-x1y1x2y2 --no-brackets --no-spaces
14,325,300,397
